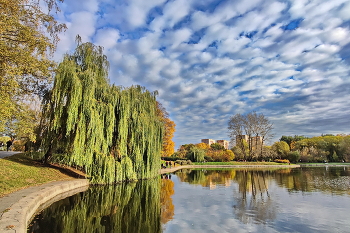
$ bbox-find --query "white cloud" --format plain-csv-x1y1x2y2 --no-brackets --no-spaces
339,1,350,20
125,0,166,28
150,0,192,31
164,28,193,49
94,28,120,49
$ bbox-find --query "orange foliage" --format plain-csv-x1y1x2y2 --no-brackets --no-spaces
206,149,235,162
156,102,176,157
160,178,175,224
196,142,210,150
162,118,176,157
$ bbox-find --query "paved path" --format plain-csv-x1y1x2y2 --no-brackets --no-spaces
0,151,21,159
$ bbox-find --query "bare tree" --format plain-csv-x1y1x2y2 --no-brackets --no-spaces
228,112,273,160
257,113,274,159
228,114,248,159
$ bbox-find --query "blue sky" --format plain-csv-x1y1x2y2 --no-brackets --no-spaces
54,0,350,148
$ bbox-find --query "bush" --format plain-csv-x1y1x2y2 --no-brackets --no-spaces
204,156,213,162
207,149,234,162
12,140,25,151
175,160,192,165
287,151,300,163
274,159,290,163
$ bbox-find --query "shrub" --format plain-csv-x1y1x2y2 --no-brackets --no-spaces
274,159,290,163
207,149,234,162
287,151,300,163
12,140,25,151
175,160,192,165
204,156,213,162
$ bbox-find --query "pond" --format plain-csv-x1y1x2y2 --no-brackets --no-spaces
28,167,350,233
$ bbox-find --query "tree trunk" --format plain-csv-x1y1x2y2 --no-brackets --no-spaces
44,145,53,164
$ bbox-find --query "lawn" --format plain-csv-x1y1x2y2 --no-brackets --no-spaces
0,153,76,197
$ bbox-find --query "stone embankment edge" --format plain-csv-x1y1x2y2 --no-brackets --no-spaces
0,179,89,233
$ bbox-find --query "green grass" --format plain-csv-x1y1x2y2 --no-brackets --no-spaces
193,161,290,165
0,153,76,197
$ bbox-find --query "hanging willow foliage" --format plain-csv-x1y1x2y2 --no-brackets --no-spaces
41,41,163,184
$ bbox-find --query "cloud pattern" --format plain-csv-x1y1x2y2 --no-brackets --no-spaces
55,0,350,147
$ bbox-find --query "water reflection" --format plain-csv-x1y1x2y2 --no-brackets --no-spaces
274,166,350,195
175,169,277,224
172,167,350,229
29,167,350,233
232,170,276,224
160,174,175,224
28,178,162,233
175,169,236,189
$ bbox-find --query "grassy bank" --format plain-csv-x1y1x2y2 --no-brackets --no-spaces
0,153,77,197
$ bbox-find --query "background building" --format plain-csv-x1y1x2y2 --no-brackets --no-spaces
201,139,229,149
217,140,229,149
201,139,216,146
236,135,262,148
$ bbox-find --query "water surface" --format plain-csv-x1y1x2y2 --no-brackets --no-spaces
28,167,350,233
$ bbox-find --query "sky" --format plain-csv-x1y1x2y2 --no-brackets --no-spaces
53,0,350,148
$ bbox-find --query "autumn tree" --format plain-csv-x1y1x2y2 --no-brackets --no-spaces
0,0,66,132
3,103,40,142
196,142,210,150
280,135,308,150
210,143,225,150
339,136,350,162
156,102,176,157
272,141,290,159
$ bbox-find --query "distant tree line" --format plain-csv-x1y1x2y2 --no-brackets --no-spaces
276,134,350,163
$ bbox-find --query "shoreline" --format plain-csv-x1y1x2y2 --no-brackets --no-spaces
160,164,300,174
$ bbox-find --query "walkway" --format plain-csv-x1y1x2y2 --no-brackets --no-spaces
0,151,21,159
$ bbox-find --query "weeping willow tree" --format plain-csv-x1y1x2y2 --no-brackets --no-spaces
41,40,163,183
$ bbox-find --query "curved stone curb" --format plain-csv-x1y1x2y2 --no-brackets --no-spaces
0,179,89,233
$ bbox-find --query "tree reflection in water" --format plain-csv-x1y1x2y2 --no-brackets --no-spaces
175,169,236,189
175,168,285,225
160,174,175,224
232,169,277,224
28,167,350,232
28,178,162,233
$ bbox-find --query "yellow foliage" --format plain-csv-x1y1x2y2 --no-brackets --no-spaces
157,102,176,157
160,178,175,224
162,118,176,157
196,142,210,150
0,0,65,131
